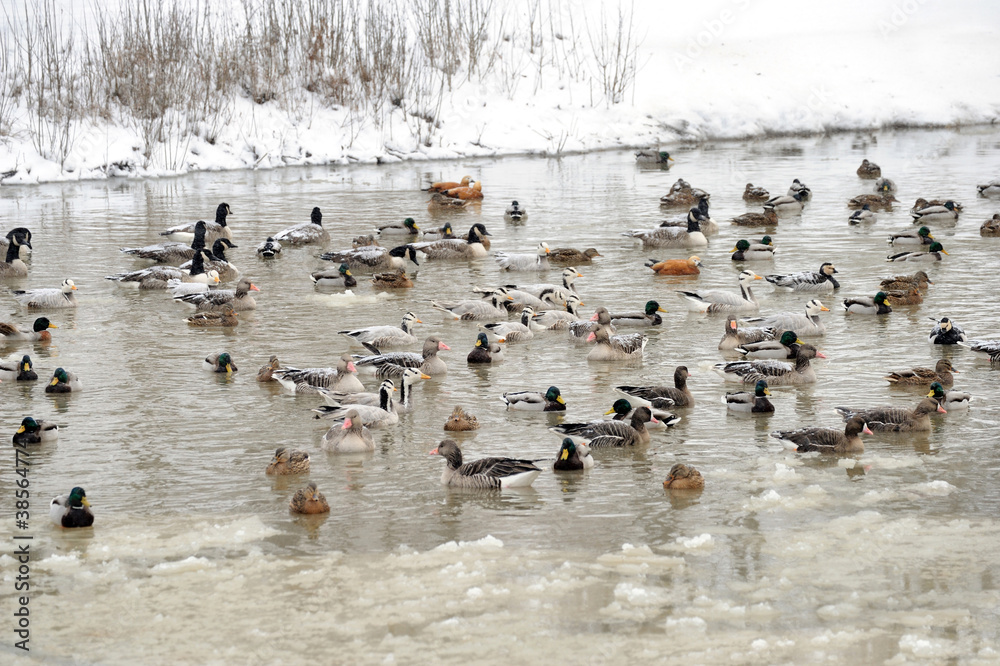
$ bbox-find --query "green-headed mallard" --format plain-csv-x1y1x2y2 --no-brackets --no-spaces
731,239,775,261
45,367,81,392
204,352,237,373
0,354,37,381
764,191,806,214
13,416,59,444
844,291,891,314
737,330,803,359
911,200,958,223
50,486,94,527
636,150,673,165
724,380,774,413
311,262,358,287
887,242,947,262
610,301,667,327
256,236,281,258
376,217,421,237
889,226,933,246
504,201,528,223
927,381,971,410
0,317,56,343
266,447,310,475
553,438,594,471
501,385,566,411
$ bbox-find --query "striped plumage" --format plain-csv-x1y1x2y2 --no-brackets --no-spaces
339,312,421,348
718,315,775,351
266,447,311,475
771,416,871,454
885,359,954,387
615,366,694,409
834,398,945,432
430,439,541,489
714,344,822,385
549,406,656,447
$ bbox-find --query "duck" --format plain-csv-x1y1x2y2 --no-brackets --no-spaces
427,175,471,192
981,214,1000,237
731,239,775,261
743,183,770,202
0,317,57,343
718,315,776,351
887,242,947,262
339,312,421,349
610,301,667,327
288,482,330,514
787,178,812,200
203,352,237,374
481,308,534,342
121,220,209,263
677,270,763,313
604,398,681,427
319,244,420,274
885,287,924,306
927,381,971,410
411,223,490,259
741,299,829,337
549,406,657,447
181,239,240,282
310,263,358,287
427,192,470,209
615,366,694,408
646,255,701,275
624,216,707,249
730,209,779,226
550,247,600,264
886,359,955,387
274,206,330,245
835,397,945,432
849,193,897,211
888,226,933,246
442,180,484,200
467,332,502,363
771,416,871,454
724,380,774,413
857,159,881,179
736,330,804,359
501,385,566,411
843,291,892,315
659,179,708,207
174,277,260,311
49,487,94,527
372,269,413,289
444,405,480,431
430,439,542,489
911,197,963,214
0,227,32,260
159,203,232,244
256,236,282,258
763,191,806,215
322,409,376,453
977,180,1000,197
766,263,839,292
0,354,38,381
911,200,958,223
928,317,966,345
636,150,673,165
184,305,239,327
504,201,527,223
13,416,59,444
849,204,877,224
880,270,932,292
12,279,78,308
495,242,551,271
421,222,456,240
0,232,30,277
257,355,281,382
432,294,510,320
714,344,823,385
273,354,365,393
376,217,421,237
353,336,450,377
586,326,647,361
45,367,82,392
874,177,897,195
663,463,704,490
553,439,594,471
266,447,310,475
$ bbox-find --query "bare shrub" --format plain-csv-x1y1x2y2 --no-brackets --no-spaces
586,0,641,106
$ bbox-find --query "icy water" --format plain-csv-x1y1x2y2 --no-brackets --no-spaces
2,128,1000,664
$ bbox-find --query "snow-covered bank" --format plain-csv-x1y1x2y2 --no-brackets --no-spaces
0,0,997,185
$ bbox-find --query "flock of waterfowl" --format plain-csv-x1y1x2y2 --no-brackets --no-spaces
5,155,1000,522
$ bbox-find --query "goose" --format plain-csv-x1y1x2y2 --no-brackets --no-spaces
445,405,480,431
981,214,1000,237
256,356,281,382
288,482,329,514
473,285,546,313
857,159,881,179
0,232,30,277
167,272,223,297
714,344,823,385
274,206,330,245
724,380,774,413
835,397,945,432
427,175,471,192
121,220,209,264
506,267,582,299
663,463,704,490
319,244,420,273
310,263,357,287
677,270,762,313
432,294,510,320
886,359,955,387
849,204,877,224
586,325,647,361
181,239,240,281
731,239,774,261
529,295,583,330
203,352,237,374
646,256,701,275
174,277,259,311
272,354,365,393
322,370,426,413
888,226,933,246
322,409,376,452
928,317,966,345
0,317,57,343
50,487,94,527
927,381,971,410
765,263,839,291
771,416,871,454
184,305,239,327
504,201,527,222
843,291,891,315
352,336,450,376
763,191,806,214
977,180,1000,196
658,200,717,235
550,247,600,264
44,367,82,392
887,242,948,262
160,203,232,244
624,216,707,248
736,331,804,359
880,270,932,292
636,150,673,165
961,339,1000,357
495,242,551,271
481,308,534,342
256,236,281,258
0,227,32,260
338,312,421,349
430,439,542,489
553,439,594,471
718,315,775,351
467,332,502,363
741,299,829,337
659,179,709,207
610,301,667,327
108,254,218,290
616,366,694,408
13,416,59,444
849,193,897,211
411,223,490,259
874,177,897,195
313,384,399,428
787,178,812,200
265,447,310,475
549,406,657,447
911,200,958,223
0,354,37,381
730,209,779,226
12,279,78,308
376,217,421,237
501,385,566,411
743,183,770,202
604,397,681,428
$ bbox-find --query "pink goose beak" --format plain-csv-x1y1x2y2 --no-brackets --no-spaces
342,417,353,430
586,332,596,342
438,342,451,350
347,361,357,373
937,404,947,414
862,424,873,435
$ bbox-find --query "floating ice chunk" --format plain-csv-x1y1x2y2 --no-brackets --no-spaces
677,533,713,549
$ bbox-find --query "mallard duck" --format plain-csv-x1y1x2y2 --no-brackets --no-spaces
322,408,376,452
977,180,1000,197
411,223,490,259
274,207,330,245
504,201,527,223
421,222,455,240
319,244,420,274
352,336,450,377
50,487,94,527
288,482,330,514
731,239,775,261
273,354,364,393
787,179,812,200
888,226,933,246
636,150,673,165
677,270,763,313
442,180,484,200
911,200,958,223
911,198,963,213
256,236,281,258
427,192,470,209
610,301,667,327
646,255,701,275
427,175,471,192
444,405,480,431
714,344,823,385
376,217,421,237
430,439,541,489
0,227,32,260
371,269,413,289
467,332,501,363
122,221,209,263
885,287,924,306
764,191,806,215
12,279,78,308
771,416,871,454
743,183,770,202
553,439,594,471
185,305,239,327
887,242,947,262
549,406,657,447
766,263,839,291
835,397,945,432
659,179,708,207
586,326,647,361
980,214,1000,236
311,263,358,287
13,416,59,444
501,385,566,411
0,354,37,381
927,381,971,410
874,177,897,195
174,277,259,311
663,463,704,490
849,193,897,211
724,380,774,413
550,247,600,264
45,367,82,392
730,209,779,226
741,299,829,337
204,352,237,374
0,317,56,343
736,330,803,359
481,308,535,342
886,359,955,387
928,317,966,345
849,204,877,224
495,242,551,271
616,366,694,408
257,355,280,382
160,203,232,244
880,270,932,292
0,232,30,277
844,291,891,315
339,312,421,349
718,315,775,351
857,159,881,179
432,294,510,320
266,447,310,475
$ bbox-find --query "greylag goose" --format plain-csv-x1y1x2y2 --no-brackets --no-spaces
724,380,774,413
430,439,542,489
274,207,330,245
49,487,94,527
549,406,657,447
771,416,871,453
587,325,646,361
615,366,694,408
352,336,450,376
272,354,365,394
677,270,762,313
501,385,566,411
718,315,775,351
713,344,823,385
160,203,232,244
174,277,259,311
835,397,945,432
322,409,376,452
339,312,421,348
12,279,78,308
